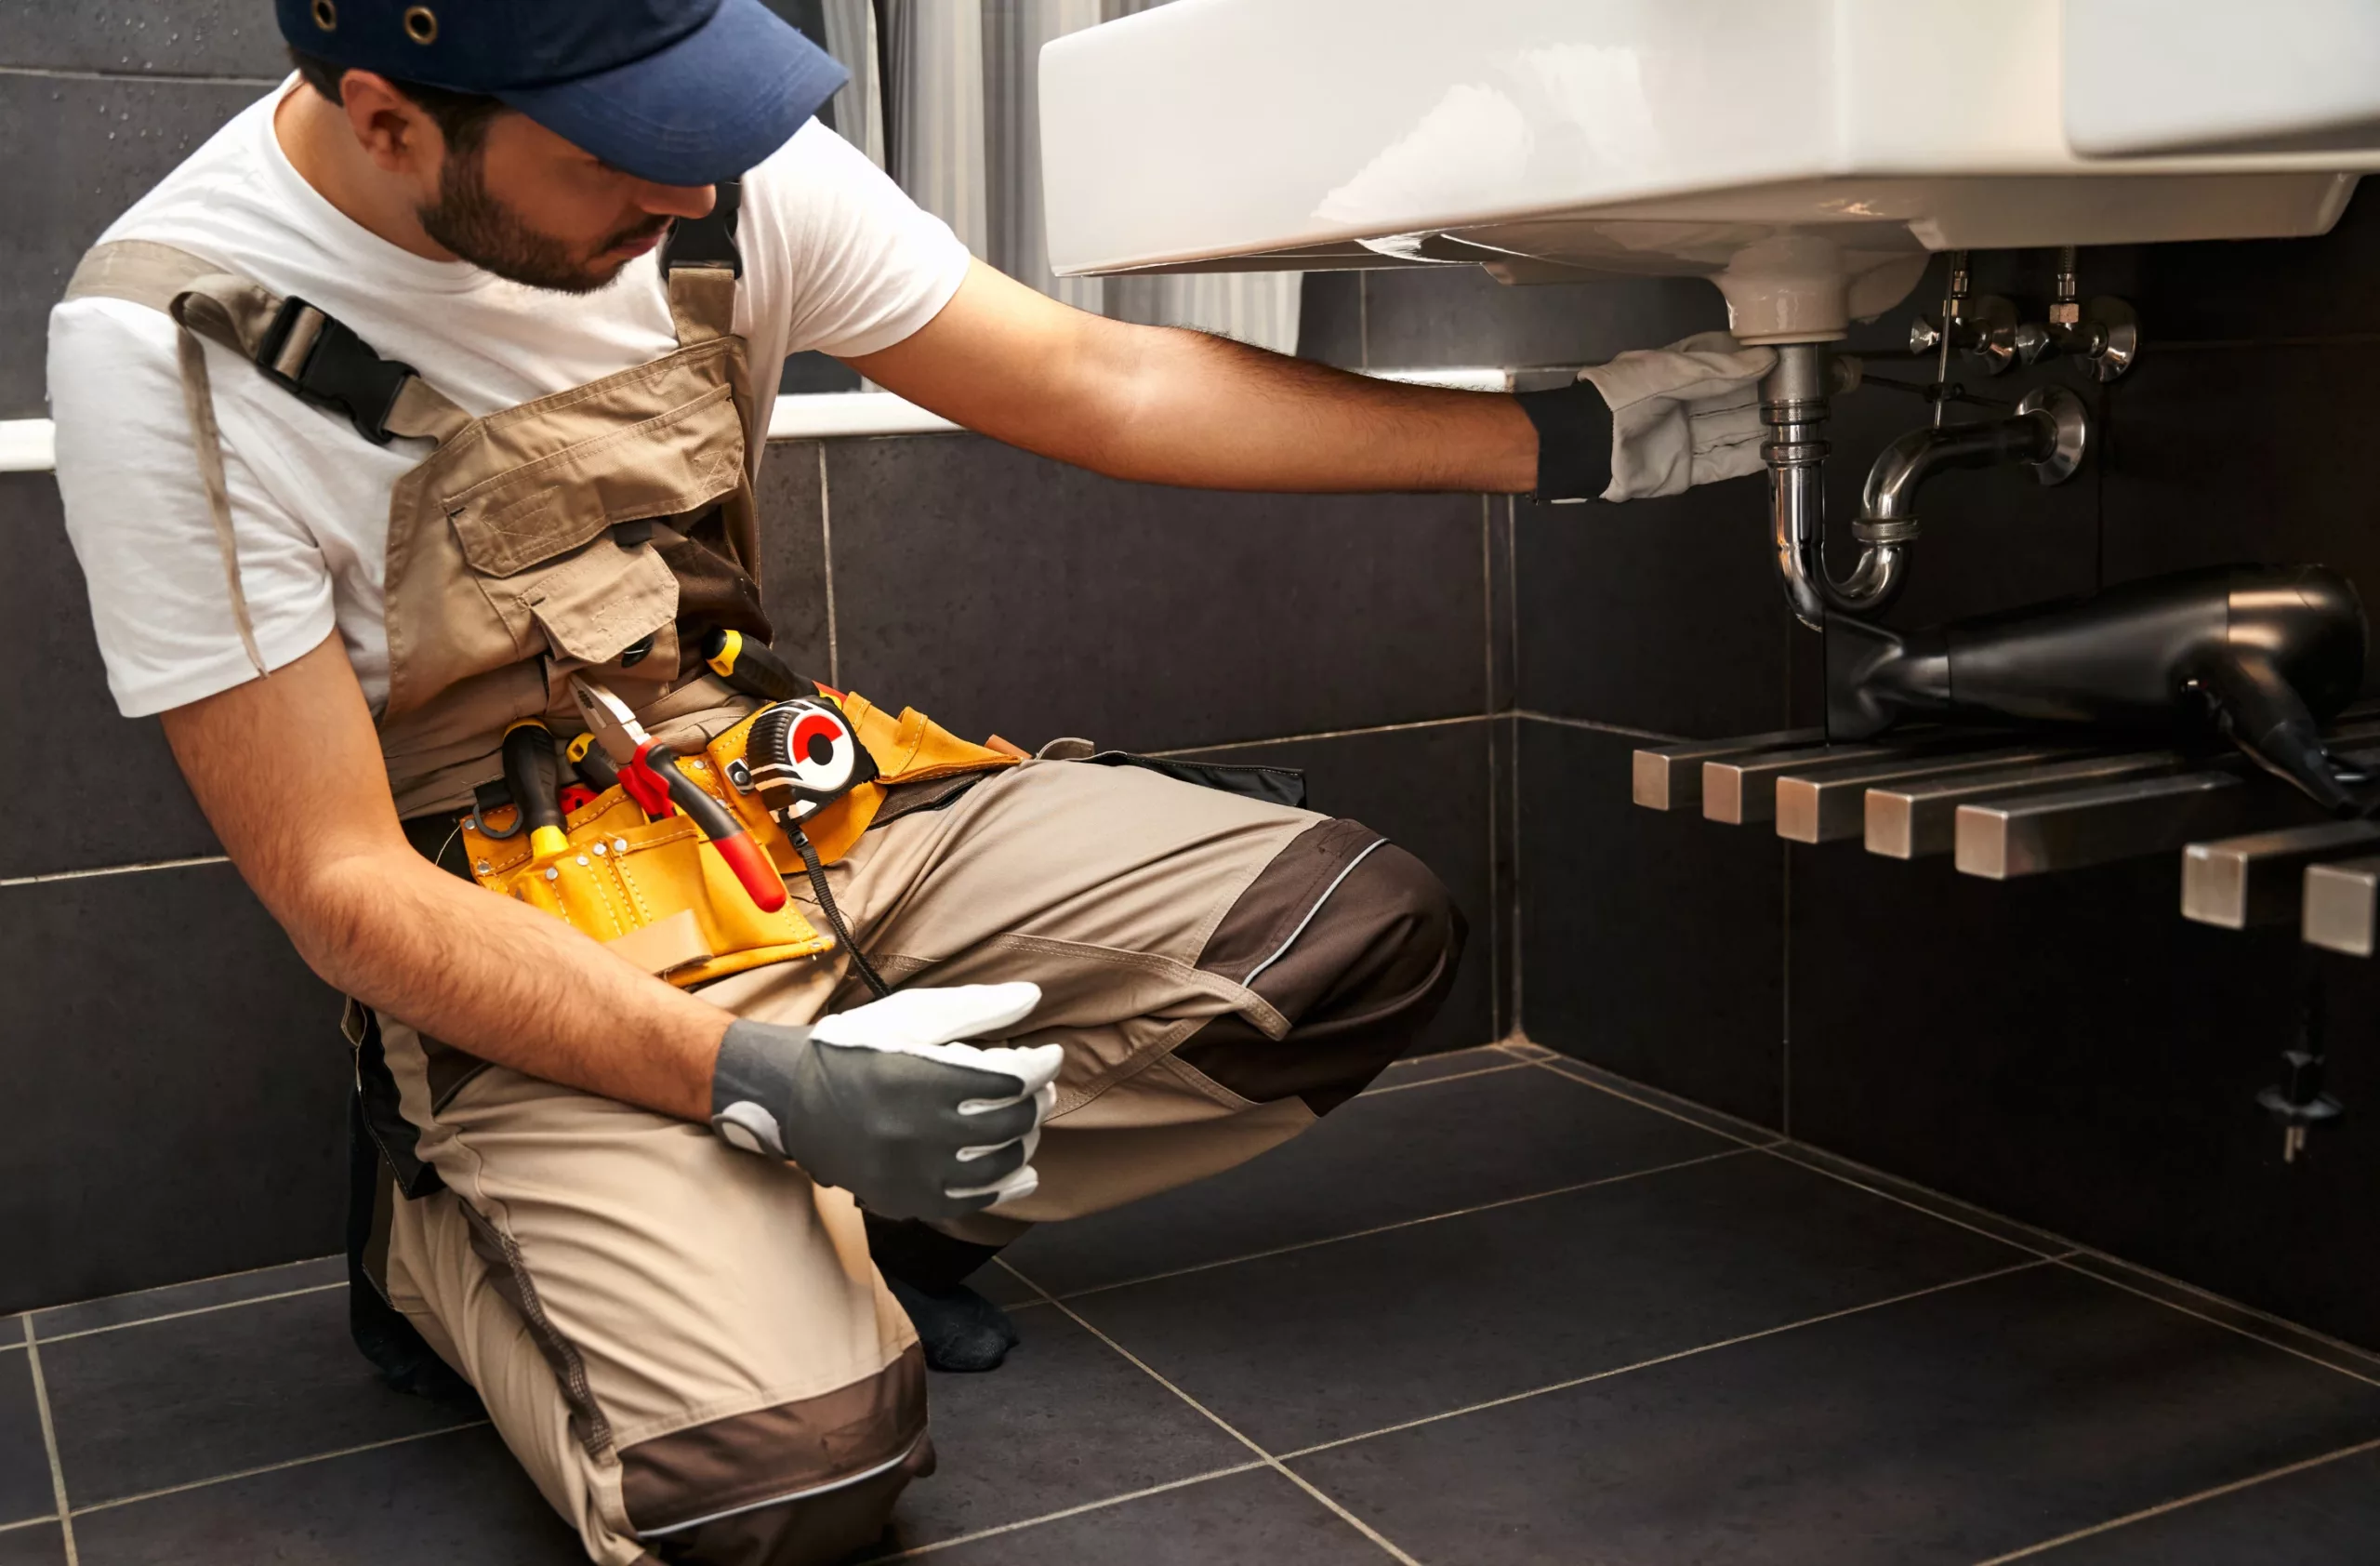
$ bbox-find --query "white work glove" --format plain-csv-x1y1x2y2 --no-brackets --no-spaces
709,981,1064,1222
1518,332,1778,503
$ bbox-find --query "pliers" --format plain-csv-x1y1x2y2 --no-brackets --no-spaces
568,676,789,914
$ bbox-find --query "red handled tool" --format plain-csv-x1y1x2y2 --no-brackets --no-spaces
568,676,788,914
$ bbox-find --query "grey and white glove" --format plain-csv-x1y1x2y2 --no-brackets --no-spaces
709,981,1063,1224
1517,332,1778,503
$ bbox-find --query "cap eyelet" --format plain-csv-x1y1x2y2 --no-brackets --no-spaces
403,6,438,44
310,0,337,31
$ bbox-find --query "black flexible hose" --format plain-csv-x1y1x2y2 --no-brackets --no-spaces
791,828,892,1001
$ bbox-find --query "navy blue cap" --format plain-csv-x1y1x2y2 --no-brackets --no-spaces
278,0,848,186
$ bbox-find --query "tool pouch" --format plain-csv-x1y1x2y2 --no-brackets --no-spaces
458,692,1019,988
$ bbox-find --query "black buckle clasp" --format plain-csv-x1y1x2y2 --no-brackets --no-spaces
254,296,419,446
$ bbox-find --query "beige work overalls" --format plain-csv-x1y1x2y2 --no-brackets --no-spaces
63,214,1444,1565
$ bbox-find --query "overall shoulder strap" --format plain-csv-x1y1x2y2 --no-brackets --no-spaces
64,240,472,677
661,178,741,346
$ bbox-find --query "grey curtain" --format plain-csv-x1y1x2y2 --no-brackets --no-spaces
818,0,1299,353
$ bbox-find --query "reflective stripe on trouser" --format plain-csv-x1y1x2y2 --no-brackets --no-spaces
379,756,1462,1563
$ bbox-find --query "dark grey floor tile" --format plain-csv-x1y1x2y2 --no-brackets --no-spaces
1292,1264,2380,1566
1518,720,1789,1129
41,1285,471,1507
68,1425,576,1566
0,862,345,1317
2016,1440,2380,1565
1,75,264,417
33,1256,341,1342
1177,721,1495,1057
0,5,288,77
752,438,833,684
0,1523,63,1566
881,1467,1393,1566
1071,1150,2023,1454
823,434,1485,753
874,1307,1249,1552
0,474,221,879
1765,1143,2069,1258
996,1061,1728,1302
0,1353,52,1529
2059,1254,2380,1387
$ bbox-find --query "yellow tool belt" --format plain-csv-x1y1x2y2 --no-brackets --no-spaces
458,692,1020,988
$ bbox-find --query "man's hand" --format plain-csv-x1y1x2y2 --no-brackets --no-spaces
160,634,734,1121
710,982,1063,1221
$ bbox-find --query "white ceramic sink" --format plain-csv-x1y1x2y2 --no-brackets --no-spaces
1039,0,2380,342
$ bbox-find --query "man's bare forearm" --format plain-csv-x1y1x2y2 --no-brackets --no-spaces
300,846,729,1121
163,635,728,1122
851,259,1541,496
1083,325,1539,494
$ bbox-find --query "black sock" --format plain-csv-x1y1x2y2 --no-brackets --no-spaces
865,1214,1021,1374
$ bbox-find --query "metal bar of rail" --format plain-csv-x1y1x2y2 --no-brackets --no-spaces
1632,730,1822,811
1955,742,2380,880
2305,855,2380,956
1704,736,1996,827
1775,743,2097,843
2180,820,2380,929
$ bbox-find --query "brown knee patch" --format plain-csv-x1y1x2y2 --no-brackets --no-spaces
1177,822,1466,1115
626,1346,930,1560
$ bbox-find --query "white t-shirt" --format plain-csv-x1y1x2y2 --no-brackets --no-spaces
48,82,972,719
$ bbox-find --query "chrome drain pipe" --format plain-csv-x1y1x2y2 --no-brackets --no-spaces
1763,342,1905,630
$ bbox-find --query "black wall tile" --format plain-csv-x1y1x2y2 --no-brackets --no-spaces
749,438,831,681
1177,720,1496,1056
0,6,287,77
824,433,1485,751
2082,182,2380,346
1514,481,1792,737
1356,265,1726,372
0,474,218,879
0,863,344,1315
0,75,262,417
2099,341,2380,688
1517,720,1786,1129
1788,840,2380,1350
1294,272,1365,369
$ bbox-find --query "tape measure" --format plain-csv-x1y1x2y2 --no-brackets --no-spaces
745,696,879,824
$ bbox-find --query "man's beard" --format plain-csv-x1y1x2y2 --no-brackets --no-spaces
416,150,670,295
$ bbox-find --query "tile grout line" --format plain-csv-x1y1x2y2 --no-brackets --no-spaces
0,64,284,85
853,1460,1273,1562
1512,709,1682,743
1515,1056,1778,1150
817,443,840,689
1148,712,1488,761
1357,1060,1533,1096
1043,1146,1758,1306
2047,1256,2380,1391
1968,1431,2380,1564
1279,1255,2058,1463
0,1516,60,1536
1,855,228,888
20,1316,77,1566
66,1421,489,1519
994,1259,1426,1566
36,1281,347,1345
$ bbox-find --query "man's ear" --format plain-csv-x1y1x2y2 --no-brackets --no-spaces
335,70,441,179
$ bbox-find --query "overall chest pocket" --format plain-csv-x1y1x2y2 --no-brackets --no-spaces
443,381,747,667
